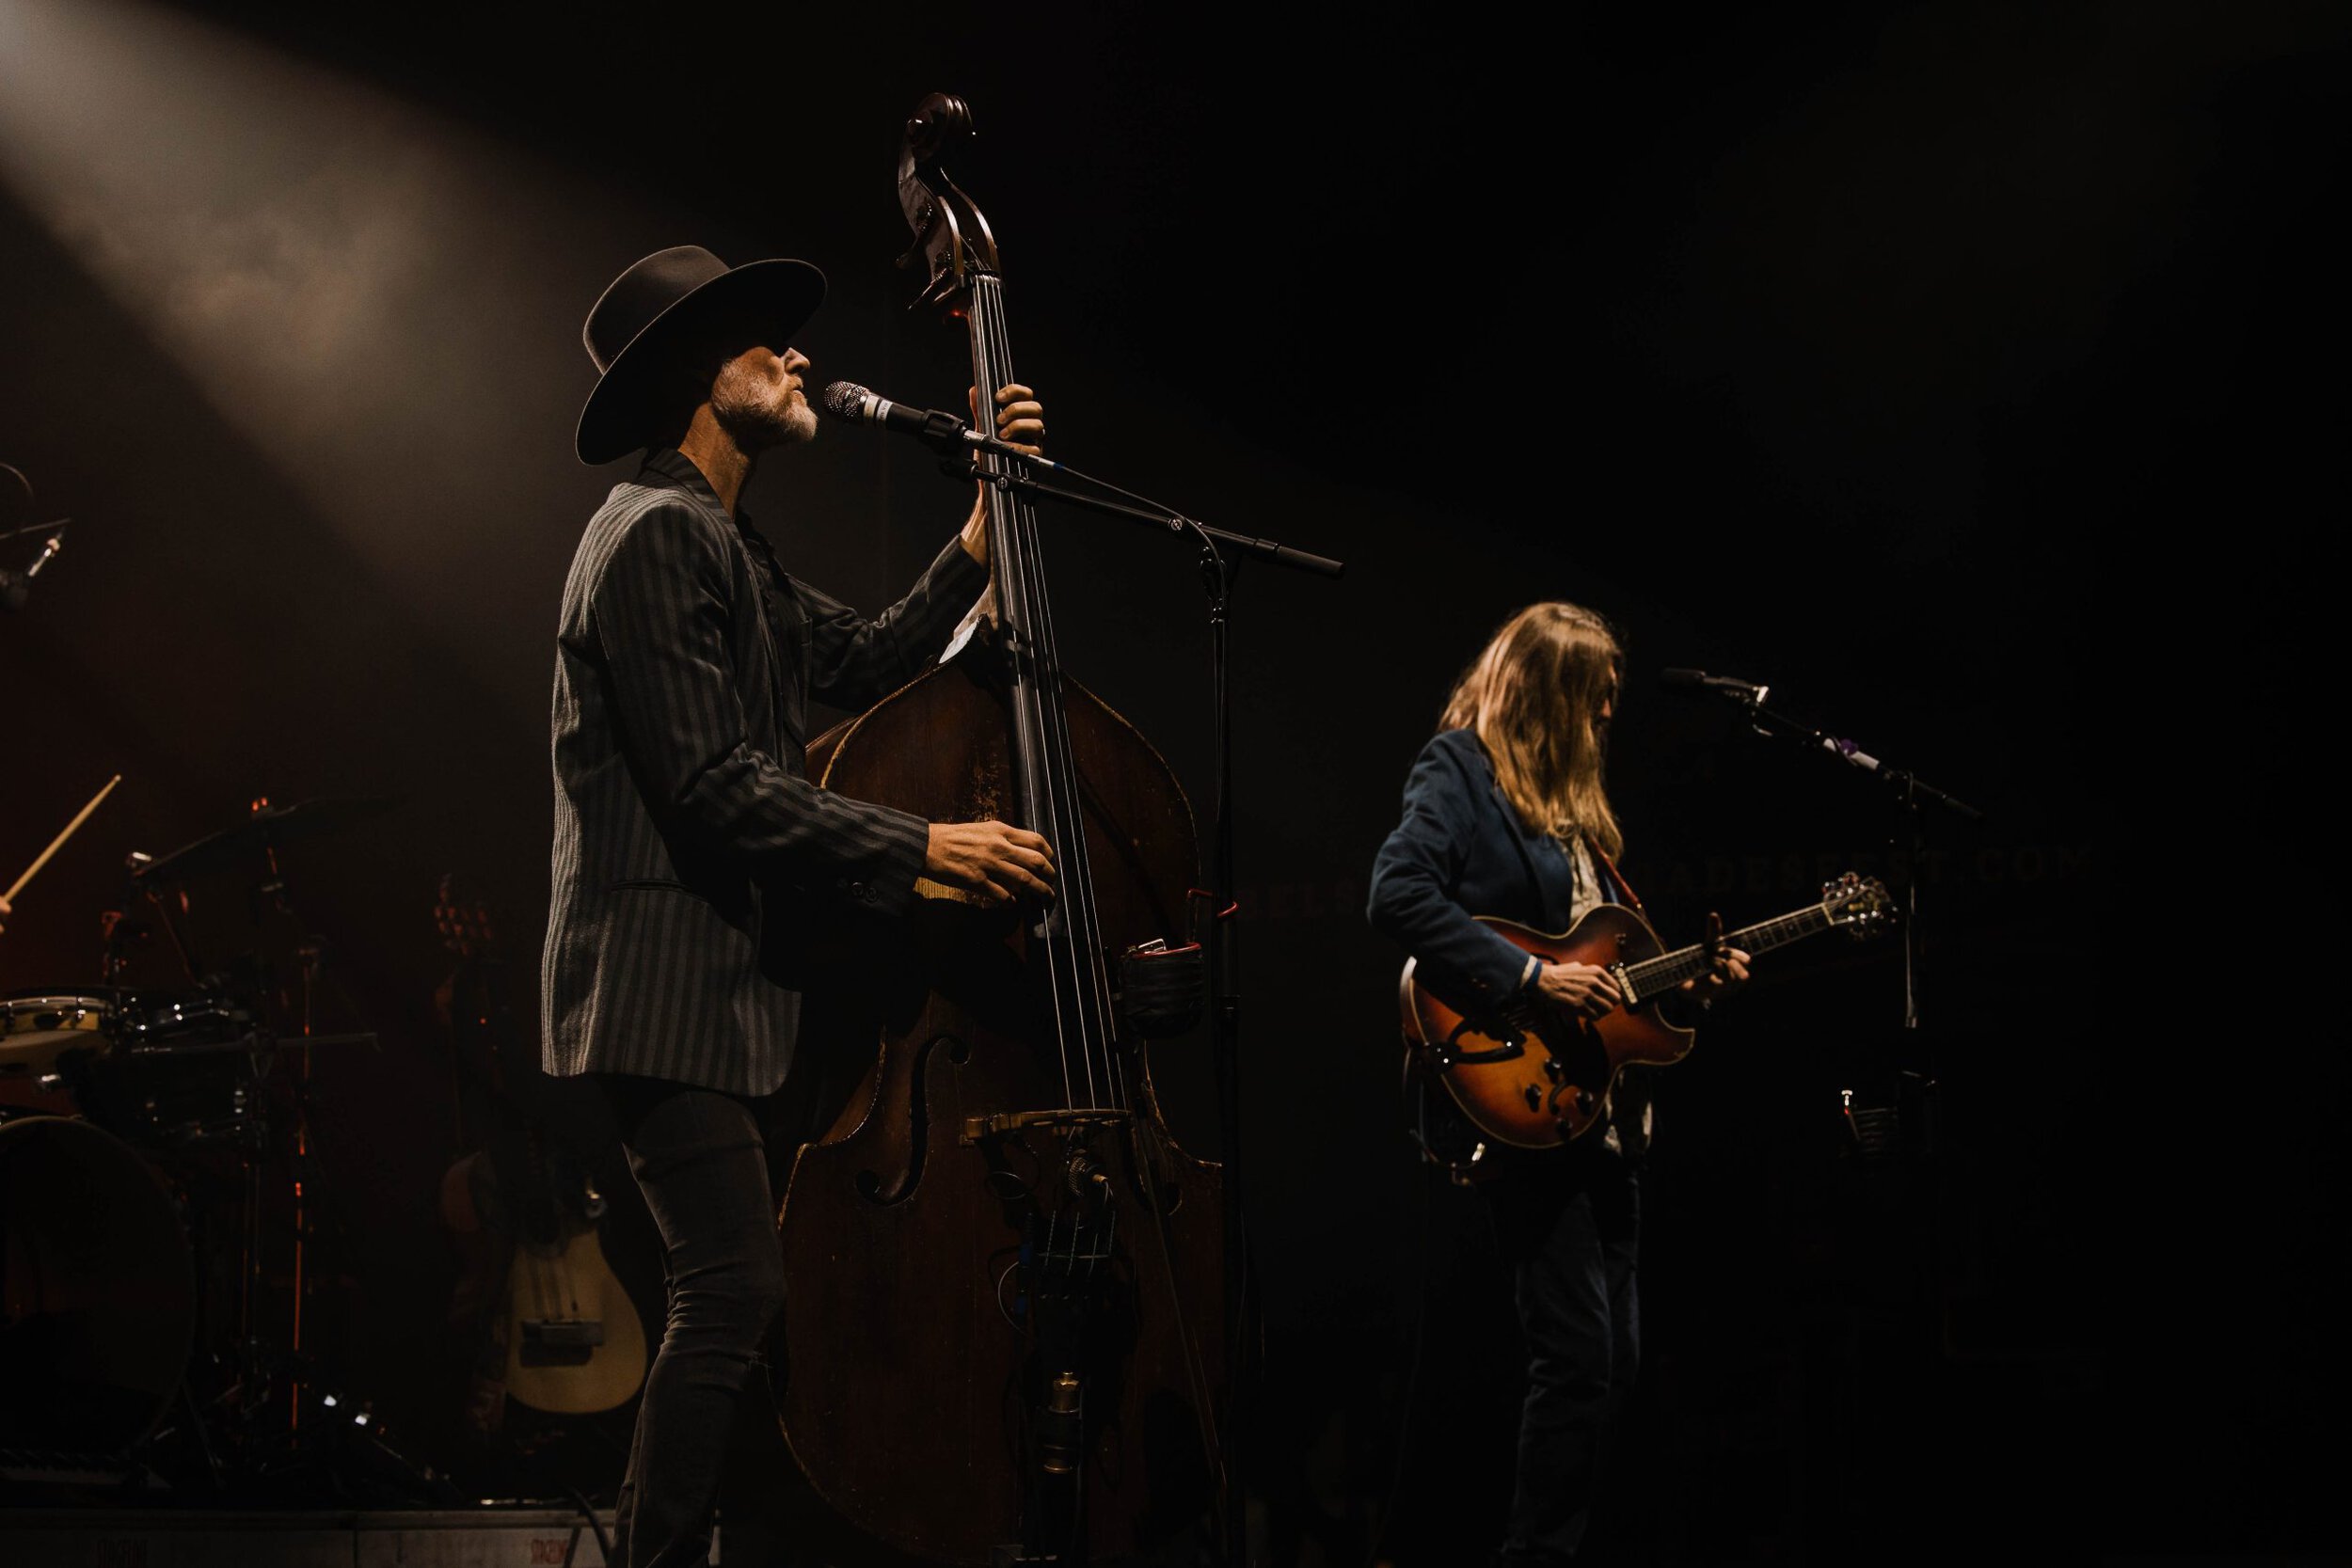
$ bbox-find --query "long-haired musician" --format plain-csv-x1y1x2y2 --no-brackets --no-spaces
1367,601,1751,1566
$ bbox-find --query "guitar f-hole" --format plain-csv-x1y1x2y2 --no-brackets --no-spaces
1433,1015,1527,1069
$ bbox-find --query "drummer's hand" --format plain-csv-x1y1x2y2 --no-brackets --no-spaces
959,384,1047,565
0,894,11,934
925,820,1056,908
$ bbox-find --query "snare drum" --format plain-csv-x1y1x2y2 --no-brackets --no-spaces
114,990,254,1052
0,991,116,1117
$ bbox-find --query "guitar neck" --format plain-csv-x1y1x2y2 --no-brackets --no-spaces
1623,903,1837,1002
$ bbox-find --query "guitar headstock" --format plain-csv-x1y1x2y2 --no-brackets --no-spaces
1819,872,1894,938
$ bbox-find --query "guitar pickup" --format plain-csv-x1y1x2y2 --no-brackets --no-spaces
519,1318,606,1367
1609,963,1640,1007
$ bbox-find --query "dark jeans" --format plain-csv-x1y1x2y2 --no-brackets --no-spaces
1486,1143,1642,1566
597,1076,791,1568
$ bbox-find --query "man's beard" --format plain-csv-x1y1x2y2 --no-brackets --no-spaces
711,360,818,451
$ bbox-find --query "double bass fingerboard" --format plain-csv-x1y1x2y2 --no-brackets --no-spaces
964,274,1129,1115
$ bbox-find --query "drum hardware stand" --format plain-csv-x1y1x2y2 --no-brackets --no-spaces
115,819,412,1499
253,832,346,1449
109,851,205,989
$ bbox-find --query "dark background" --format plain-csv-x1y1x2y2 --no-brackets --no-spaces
1,1,2340,1561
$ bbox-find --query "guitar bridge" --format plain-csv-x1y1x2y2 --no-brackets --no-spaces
519,1318,606,1367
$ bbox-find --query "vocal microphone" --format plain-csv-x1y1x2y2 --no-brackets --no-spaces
1659,667,1766,702
820,381,988,451
0,525,66,613
818,382,1057,467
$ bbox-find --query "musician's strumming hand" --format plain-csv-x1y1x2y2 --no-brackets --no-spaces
1537,960,1620,1021
958,384,1048,565
1679,911,1752,1004
924,820,1056,907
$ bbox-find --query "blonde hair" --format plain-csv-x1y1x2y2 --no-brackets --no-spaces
1439,602,1625,859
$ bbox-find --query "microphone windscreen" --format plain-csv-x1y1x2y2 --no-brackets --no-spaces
1658,668,1709,689
818,381,871,423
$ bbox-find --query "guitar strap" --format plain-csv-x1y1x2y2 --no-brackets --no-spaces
1586,835,1645,915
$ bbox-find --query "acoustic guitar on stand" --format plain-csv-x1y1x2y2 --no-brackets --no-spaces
1400,873,1892,1162
432,876,645,1424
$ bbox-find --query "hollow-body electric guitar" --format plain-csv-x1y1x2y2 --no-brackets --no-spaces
1400,873,1891,1157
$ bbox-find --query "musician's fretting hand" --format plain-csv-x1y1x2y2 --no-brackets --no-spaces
982,383,1046,454
925,819,1056,908
1537,960,1621,1021
957,383,1048,565
1680,911,1752,1003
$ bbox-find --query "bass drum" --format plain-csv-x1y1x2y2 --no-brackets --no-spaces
0,1115,197,1451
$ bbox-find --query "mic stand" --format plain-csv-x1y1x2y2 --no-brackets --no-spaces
946,449,1343,1566
1709,684,1979,1035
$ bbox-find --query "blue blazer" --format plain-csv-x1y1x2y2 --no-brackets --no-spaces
1367,728,1623,1017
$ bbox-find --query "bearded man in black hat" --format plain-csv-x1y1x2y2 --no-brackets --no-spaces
543,245,1055,1567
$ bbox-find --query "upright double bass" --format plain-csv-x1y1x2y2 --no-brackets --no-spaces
774,96,1226,1565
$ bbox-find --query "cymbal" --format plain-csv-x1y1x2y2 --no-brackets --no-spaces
134,796,402,885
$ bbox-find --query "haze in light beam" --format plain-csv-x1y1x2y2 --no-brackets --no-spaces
0,0,660,685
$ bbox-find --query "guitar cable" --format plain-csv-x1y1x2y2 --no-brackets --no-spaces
561,1484,613,1567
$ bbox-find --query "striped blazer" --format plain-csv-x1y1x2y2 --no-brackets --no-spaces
541,448,987,1096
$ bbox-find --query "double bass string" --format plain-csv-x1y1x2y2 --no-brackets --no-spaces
1009,420,1118,1107
988,334,1106,1112
968,293,1079,1110
971,280,1098,1108
978,279,1124,1110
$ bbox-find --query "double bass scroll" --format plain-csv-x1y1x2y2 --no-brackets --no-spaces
773,94,1227,1567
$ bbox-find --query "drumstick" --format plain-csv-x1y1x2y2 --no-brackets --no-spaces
6,773,122,904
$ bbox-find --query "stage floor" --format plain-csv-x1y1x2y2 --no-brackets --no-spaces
0,1506,615,1566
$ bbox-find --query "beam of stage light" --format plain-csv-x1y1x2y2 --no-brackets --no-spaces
0,0,651,685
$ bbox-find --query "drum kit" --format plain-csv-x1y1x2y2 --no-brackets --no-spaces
0,789,417,1493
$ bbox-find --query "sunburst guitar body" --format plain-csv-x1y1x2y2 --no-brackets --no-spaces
1399,873,1891,1155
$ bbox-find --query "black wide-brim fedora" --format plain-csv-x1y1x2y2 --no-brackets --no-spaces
576,245,826,464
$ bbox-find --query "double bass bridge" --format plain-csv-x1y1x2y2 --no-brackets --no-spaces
960,1106,1131,1146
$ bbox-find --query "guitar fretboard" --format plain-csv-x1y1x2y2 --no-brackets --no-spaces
1623,904,1836,1000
